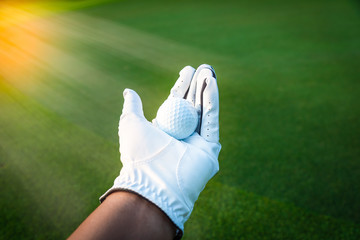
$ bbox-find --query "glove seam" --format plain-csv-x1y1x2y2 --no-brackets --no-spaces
121,138,173,166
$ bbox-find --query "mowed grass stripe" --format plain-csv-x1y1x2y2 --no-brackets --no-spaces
0,79,119,238
185,181,360,240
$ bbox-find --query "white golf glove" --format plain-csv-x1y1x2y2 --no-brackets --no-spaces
100,64,221,236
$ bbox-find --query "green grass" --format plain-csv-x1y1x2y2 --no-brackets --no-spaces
1,0,360,239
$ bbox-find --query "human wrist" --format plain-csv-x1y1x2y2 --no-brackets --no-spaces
105,191,178,240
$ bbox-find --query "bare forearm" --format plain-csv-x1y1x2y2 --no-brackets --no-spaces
68,191,177,240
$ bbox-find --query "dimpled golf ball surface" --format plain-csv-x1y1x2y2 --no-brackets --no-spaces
156,97,198,139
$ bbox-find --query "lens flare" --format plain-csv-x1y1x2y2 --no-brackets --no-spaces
0,2,50,87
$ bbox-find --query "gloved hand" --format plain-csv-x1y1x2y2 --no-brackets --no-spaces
100,64,221,236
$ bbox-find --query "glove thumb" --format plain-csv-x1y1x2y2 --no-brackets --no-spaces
121,88,145,118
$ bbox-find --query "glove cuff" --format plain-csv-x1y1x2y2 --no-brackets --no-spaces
100,141,192,231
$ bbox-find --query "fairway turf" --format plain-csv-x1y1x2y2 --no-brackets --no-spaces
1,0,360,239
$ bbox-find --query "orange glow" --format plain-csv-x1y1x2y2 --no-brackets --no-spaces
0,2,49,85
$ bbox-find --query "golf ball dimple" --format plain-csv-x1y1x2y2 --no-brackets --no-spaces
156,97,198,139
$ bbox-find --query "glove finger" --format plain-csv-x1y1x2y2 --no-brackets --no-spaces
193,64,216,133
200,76,220,143
121,88,145,118
187,64,216,106
170,66,195,98
194,68,214,132
197,64,216,78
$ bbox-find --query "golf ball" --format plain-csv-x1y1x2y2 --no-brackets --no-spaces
156,97,198,139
